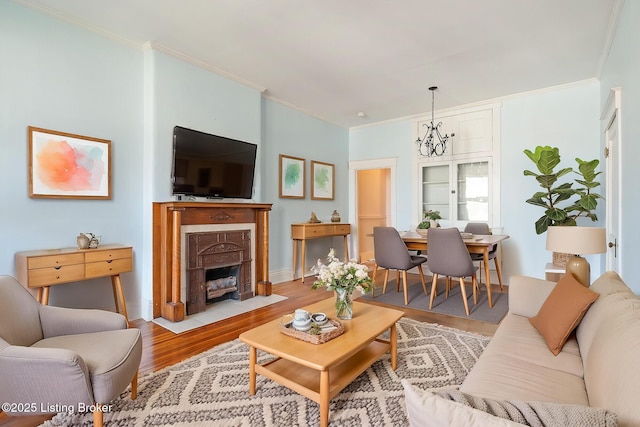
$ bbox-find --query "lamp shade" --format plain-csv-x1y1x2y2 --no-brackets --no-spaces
545,226,607,255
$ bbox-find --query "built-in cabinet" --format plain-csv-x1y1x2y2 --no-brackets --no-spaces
414,104,500,229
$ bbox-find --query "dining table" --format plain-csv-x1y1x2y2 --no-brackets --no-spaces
400,230,510,308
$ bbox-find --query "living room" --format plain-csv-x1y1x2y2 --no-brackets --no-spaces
1,0,639,425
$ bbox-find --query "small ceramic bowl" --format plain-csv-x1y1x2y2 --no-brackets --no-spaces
311,312,328,325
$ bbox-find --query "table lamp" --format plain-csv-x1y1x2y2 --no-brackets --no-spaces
545,226,606,286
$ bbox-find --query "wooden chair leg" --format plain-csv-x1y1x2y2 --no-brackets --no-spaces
382,269,390,294
93,409,104,427
402,270,409,305
429,273,439,309
131,371,138,399
459,277,470,316
417,265,428,295
372,263,379,297
445,276,451,298
472,275,478,305
494,257,504,291
395,270,400,292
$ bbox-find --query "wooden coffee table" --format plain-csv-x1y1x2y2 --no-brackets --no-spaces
239,298,404,427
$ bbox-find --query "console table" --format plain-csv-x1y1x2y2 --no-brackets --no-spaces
15,244,133,321
291,223,351,283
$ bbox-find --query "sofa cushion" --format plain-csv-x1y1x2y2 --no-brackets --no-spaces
478,314,584,378
529,273,599,355
402,380,525,427
577,271,637,363
432,387,618,426
581,298,640,427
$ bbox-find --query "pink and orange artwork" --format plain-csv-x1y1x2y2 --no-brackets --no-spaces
29,127,111,199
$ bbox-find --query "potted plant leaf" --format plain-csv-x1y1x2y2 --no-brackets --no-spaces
523,145,603,234
416,209,441,236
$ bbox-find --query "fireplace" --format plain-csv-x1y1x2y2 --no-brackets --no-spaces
153,202,272,322
185,229,252,315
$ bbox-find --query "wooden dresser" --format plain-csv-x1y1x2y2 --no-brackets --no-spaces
291,223,351,283
15,244,132,321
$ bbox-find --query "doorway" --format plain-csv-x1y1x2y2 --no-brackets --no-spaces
349,158,397,263
603,88,621,274
601,88,622,274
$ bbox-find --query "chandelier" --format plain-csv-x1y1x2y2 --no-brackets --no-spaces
416,86,450,157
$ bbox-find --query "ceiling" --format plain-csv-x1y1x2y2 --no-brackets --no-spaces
18,0,619,128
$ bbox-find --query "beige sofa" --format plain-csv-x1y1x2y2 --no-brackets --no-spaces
404,271,640,426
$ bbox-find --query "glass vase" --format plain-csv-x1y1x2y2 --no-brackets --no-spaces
335,288,353,320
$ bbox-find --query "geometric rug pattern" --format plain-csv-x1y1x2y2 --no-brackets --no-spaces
41,318,490,427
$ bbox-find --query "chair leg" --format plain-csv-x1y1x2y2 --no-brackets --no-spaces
131,371,138,399
472,275,478,305
396,270,400,292
494,257,504,291
372,263,379,297
429,273,439,309
402,270,409,305
445,276,451,298
93,408,104,427
382,269,390,294
459,277,470,316
417,265,428,295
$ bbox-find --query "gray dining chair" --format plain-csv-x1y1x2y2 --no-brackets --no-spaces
373,226,428,305
464,222,504,290
427,227,479,316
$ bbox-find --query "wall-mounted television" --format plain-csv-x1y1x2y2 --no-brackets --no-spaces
171,126,257,199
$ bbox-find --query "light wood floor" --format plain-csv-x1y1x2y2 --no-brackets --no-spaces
0,274,504,427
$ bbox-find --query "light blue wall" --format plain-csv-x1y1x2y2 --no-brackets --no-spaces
0,1,145,311
501,83,602,280
1,1,350,320
349,82,603,282
349,121,414,229
262,99,349,280
599,0,640,292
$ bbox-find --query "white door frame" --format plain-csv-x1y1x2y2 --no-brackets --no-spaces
601,87,622,274
349,158,397,259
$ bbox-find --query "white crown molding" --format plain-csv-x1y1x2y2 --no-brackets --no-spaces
12,0,141,50
350,78,599,130
13,0,270,95
145,42,267,94
595,0,625,79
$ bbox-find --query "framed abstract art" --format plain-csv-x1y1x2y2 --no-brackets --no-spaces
28,126,111,199
279,154,305,199
311,160,334,200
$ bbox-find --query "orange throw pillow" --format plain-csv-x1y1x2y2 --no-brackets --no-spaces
529,273,599,355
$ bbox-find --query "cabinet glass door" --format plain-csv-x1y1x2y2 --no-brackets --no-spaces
421,164,450,220
420,159,490,225
457,161,489,221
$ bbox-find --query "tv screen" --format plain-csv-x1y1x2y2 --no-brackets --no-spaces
172,126,257,199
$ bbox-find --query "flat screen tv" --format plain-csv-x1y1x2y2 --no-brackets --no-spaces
171,126,257,199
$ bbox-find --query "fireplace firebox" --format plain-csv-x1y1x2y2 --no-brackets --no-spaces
185,230,251,315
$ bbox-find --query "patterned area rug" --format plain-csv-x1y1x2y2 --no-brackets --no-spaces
361,279,509,324
41,318,490,426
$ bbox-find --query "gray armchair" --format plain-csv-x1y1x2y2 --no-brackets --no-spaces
0,275,142,427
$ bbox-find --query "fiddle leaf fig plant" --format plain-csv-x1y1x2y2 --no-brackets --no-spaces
523,146,603,234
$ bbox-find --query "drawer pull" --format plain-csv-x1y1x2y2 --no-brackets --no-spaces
54,266,62,270
107,260,113,264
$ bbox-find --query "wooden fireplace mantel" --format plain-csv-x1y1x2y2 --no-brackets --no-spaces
152,201,272,322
